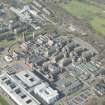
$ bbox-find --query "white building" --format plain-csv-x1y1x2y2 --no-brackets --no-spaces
16,70,41,88
4,55,13,62
34,82,59,104
0,73,41,105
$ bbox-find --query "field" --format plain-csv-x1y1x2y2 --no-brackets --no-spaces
0,40,16,48
62,0,105,36
0,96,10,105
23,0,32,4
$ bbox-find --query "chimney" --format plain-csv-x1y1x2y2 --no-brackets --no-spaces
22,32,26,42
33,32,35,40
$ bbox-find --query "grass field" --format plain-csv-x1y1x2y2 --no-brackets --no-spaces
24,0,32,4
90,17,105,35
0,96,10,105
62,0,105,36
0,40,16,48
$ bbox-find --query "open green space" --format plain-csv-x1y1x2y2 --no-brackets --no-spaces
0,96,10,105
90,17,105,35
24,0,32,4
0,40,16,48
62,0,105,36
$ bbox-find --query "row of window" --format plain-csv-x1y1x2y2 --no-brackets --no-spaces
1,76,33,104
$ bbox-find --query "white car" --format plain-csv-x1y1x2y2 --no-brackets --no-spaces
4,55,13,62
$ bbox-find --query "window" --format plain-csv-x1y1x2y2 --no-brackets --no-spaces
29,78,34,82
24,74,29,77
2,77,7,81
5,80,11,85
15,89,21,94
21,95,26,99
26,99,32,104
10,84,16,89
45,90,49,95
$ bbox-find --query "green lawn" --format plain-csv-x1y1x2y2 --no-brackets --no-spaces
90,17,105,35
62,0,105,36
0,40,16,48
24,0,32,4
0,96,10,105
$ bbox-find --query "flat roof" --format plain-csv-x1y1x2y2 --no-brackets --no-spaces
0,73,41,105
16,70,41,87
34,82,59,101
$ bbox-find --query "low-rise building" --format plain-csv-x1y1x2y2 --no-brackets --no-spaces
34,82,59,104
64,80,83,95
96,83,105,95
16,70,41,88
0,74,41,105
